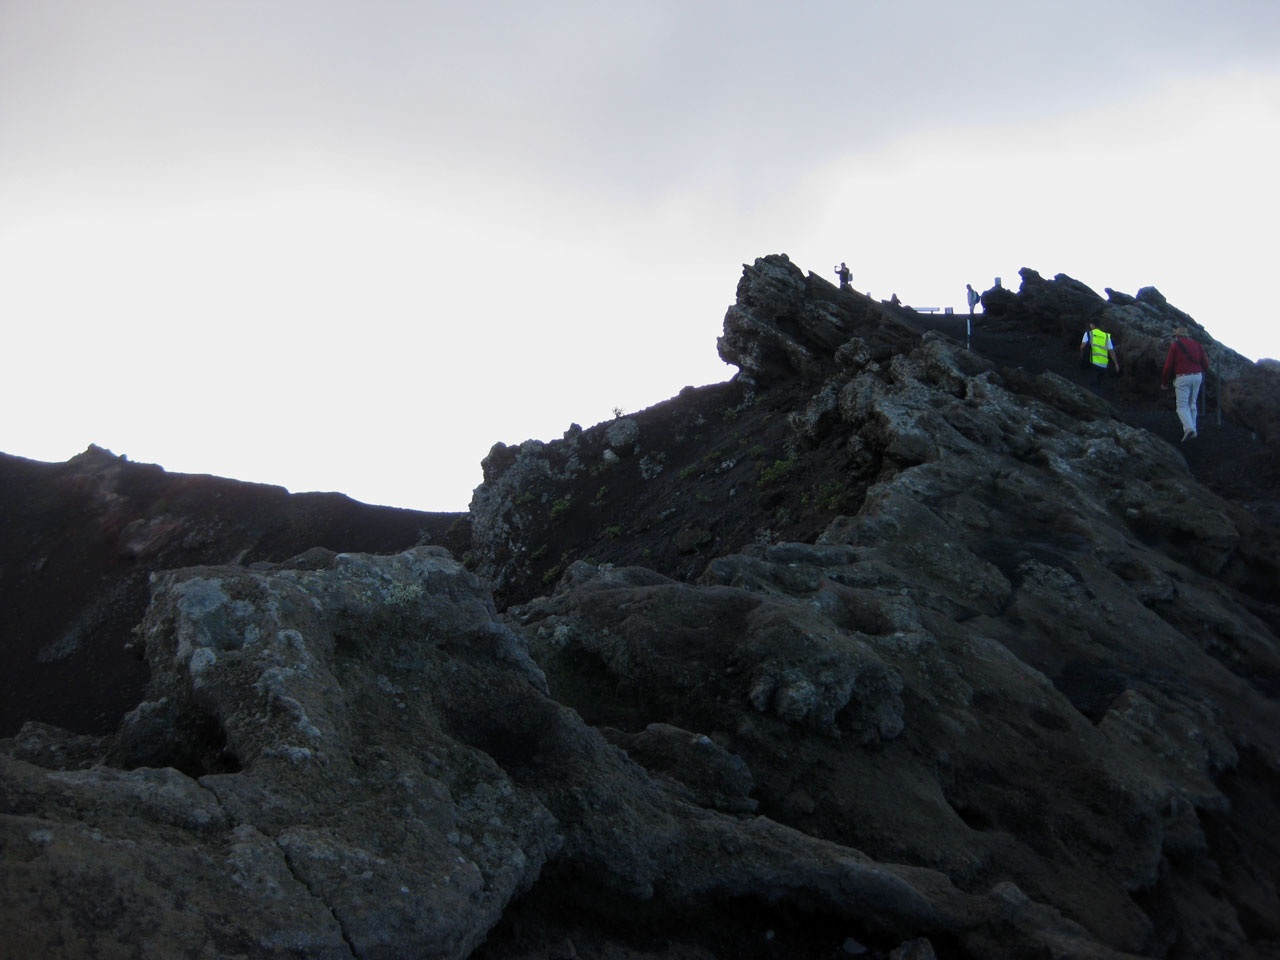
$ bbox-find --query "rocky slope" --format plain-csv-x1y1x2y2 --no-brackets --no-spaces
2,255,1279,960
0,446,466,737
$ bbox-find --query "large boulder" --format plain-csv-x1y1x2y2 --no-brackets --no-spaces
4,548,556,959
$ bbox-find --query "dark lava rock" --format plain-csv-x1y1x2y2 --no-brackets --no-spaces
3,255,1279,960
0,445,464,737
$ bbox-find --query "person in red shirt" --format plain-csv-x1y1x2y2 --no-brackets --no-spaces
1161,326,1210,441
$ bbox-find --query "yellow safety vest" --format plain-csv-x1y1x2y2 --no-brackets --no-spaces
1088,328,1111,367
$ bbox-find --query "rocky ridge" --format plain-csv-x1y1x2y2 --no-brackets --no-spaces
0,446,465,737
2,254,1280,959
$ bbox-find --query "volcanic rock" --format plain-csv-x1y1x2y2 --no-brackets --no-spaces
3,254,1279,959
1222,359,1280,454
0,446,464,737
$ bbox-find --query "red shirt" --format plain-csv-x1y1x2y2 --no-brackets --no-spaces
1161,336,1209,387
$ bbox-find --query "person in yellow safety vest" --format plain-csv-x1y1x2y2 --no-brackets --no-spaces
1079,320,1121,392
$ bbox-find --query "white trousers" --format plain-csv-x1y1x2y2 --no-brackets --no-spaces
1174,372,1202,435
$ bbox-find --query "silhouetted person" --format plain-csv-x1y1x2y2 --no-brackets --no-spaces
1080,320,1121,392
966,284,980,316
1161,326,1210,441
890,293,901,306
834,262,851,289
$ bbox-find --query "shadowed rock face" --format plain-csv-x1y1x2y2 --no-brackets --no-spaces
3,254,1280,959
1223,360,1280,457
0,548,1144,960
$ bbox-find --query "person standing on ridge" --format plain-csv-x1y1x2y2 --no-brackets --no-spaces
834,262,851,289
966,283,981,316
1080,320,1121,392
1161,326,1210,442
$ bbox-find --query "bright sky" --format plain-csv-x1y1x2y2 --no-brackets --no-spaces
3,1,1278,511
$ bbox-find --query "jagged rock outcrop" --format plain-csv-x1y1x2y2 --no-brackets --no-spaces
715,253,919,388
1,547,1142,960
3,254,1279,959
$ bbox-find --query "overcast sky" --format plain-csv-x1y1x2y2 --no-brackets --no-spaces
3,1,1278,511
